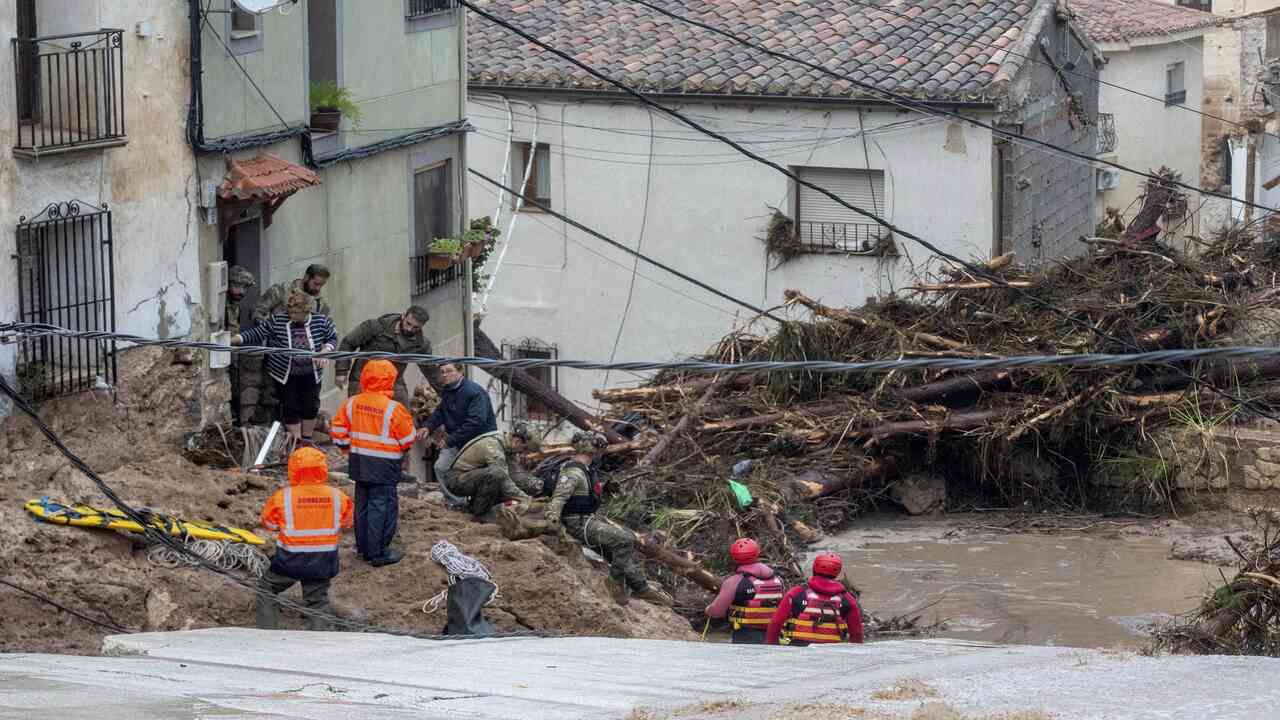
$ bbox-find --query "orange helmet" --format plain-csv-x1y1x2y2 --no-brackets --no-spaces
730,538,759,565
812,553,843,578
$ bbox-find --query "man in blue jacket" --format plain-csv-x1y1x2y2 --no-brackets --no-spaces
423,362,498,502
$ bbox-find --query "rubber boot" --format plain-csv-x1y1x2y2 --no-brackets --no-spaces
255,595,282,629
606,577,631,606
633,584,675,607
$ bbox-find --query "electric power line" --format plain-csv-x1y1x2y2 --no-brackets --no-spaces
0,578,134,635
619,0,1272,213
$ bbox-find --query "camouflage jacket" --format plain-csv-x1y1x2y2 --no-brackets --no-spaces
335,313,438,388
225,298,244,335
254,278,331,323
545,462,590,526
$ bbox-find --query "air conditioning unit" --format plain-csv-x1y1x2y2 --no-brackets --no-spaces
1097,168,1121,191
206,261,228,329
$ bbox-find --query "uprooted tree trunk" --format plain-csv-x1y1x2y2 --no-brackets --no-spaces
632,530,722,592
593,375,756,403
474,322,624,443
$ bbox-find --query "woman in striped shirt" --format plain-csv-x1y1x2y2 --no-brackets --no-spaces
233,292,338,444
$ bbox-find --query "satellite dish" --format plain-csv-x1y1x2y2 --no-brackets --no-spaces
232,0,289,14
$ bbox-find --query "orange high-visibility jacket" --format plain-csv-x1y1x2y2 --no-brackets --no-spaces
330,359,416,485
261,447,354,579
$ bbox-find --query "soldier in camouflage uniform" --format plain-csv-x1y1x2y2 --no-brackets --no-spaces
334,306,439,408
226,265,256,426
504,431,673,607
251,264,332,423
446,429,530,518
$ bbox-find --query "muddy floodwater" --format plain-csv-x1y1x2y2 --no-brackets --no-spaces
830,521,1227,648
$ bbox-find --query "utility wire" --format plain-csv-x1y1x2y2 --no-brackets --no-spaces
836,0,1272,142
471,170,782,321
0,578,134,635
11,321,1280,376
618,0,1273,213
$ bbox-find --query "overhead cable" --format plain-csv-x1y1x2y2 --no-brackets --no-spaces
619,0,1273,213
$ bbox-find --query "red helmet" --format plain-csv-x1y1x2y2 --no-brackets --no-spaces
730,538,759,565
812,553,843,578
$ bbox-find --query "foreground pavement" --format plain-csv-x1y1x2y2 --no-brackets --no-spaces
0,629,1276,719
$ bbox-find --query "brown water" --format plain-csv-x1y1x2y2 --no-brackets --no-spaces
830,529,1225,648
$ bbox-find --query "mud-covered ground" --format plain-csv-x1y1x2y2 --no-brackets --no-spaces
0,347,693,655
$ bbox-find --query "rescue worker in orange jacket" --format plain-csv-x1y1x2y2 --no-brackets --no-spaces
256,447,354,631
705,538,785,644
766,553,864,646
329,359,419,567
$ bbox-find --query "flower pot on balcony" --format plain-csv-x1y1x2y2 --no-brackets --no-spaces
462,242,482,260
310,110,342,133
426,254,454,270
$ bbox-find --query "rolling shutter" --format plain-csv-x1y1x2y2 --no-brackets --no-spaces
797,167,886,223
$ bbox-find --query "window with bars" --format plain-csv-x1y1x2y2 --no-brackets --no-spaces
794,166,890,253
501,339,558,421
514,142,552,210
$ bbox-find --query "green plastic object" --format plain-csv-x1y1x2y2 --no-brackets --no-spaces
728,479,754,510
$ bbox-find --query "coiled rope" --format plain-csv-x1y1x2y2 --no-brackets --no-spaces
422,540,499,614
147,536,269,577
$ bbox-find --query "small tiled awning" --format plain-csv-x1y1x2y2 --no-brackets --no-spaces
218,154,321,202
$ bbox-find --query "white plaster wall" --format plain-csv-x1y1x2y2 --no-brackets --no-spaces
1098,39,1205,219
0,1,199,415
466,96,996,418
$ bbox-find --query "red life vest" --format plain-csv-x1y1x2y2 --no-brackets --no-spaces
728,572,785,632
781,584,853,645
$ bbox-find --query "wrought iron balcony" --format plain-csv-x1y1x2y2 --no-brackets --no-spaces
407,0,457,18
1097,113,1117,155
11,29,127,159
797,221,890,253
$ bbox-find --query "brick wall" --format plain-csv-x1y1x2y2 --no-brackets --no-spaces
997,15,1101,263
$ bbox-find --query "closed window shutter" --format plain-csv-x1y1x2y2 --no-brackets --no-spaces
796,167,887,249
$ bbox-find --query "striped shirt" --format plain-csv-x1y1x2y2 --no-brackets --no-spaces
239,312,338,384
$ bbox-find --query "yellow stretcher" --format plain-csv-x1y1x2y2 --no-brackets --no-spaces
25,496,265,545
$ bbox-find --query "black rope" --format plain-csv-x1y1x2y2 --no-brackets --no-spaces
0,578,134,635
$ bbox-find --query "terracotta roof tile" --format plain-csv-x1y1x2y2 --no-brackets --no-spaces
1067,0,1218,44
217,154,321,202
467,0,1053,101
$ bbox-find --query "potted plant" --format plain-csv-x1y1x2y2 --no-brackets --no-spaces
426,237,462,269
309,81,362,133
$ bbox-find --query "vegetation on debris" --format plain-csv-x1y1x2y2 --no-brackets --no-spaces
1151,509,1280,657
569,172,1280,631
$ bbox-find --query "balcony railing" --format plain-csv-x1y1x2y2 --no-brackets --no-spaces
407,0,457,18
410,255,461,296
797,221,890,253
12,29,127,159
1097,113,1117,155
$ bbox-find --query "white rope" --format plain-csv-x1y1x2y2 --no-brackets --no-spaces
422,540,500,614
147,536,269,578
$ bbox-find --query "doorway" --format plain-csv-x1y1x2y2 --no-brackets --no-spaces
223,217,265,327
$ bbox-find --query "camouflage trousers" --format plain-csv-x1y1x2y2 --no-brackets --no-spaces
562,514,648,593
236,355,271,425
446,433,529,517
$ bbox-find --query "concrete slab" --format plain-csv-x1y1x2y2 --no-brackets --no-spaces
0,629,1276,719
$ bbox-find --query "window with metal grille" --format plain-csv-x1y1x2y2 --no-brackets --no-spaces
513,142,552,210
406,0,457,21
794,167,890,253
410,161,456,292
501,339,557,421
13,201,117,400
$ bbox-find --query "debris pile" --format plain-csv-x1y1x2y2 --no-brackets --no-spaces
569,173,1280,609
1152,509,1280,656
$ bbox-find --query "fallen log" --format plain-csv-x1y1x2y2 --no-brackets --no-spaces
593,375,755,403
694,402,851,434
910,281,1033,291
858,409,1006,442
783,289,873,327
895,371,1012,405
521,437,655,465
944,252,1015,277
632,530,721,592
1124,167,1179,244
475,323,624,443
638,374,735,468
1144,357,1280,392
783,457,898,500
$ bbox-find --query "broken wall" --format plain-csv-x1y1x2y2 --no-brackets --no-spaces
0,1,202,419
998,7,1101,263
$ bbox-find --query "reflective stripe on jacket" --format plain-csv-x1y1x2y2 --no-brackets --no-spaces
782,586,854,645
261,483,353,580
331,393,415,485
728,573,786,631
